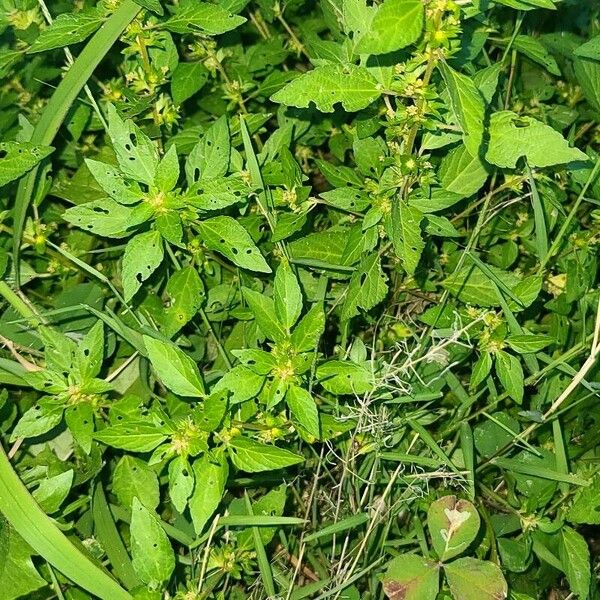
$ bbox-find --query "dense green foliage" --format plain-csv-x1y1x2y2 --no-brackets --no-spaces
0,0,600,598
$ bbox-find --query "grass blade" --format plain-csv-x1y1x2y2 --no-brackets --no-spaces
0,445,131,599
13,0,141,286
92,483,141,591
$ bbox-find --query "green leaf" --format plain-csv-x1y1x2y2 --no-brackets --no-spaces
197,216,271,273
113,456,160,510
341,253,388,320
133,0,164,15
505,334,554,354
443,262,521,307
444,557,508,600
122,230,164,302
286,385,320,438
382,554,439,600
486,111,588,168
427,495,481,561
154,145,179,192
212,365,265,404
63,198,149,238
29,9,104,53
274,263,303,330
144,335,206,397
271,63,381,113
171,61,208,105
161,266,204,337
575,35,600,61
106,104,159,185
470,352,493,389
0,520,46,600
130,498,175,588
495,350,524,404
186,116,230,183
168,456,194,513
513,35,561,76
228,437,304,472
389,202,424,276
242,287,287,342
0,142,54,188
189,453,228,534
567,475,600,525
32,470,73,514
559,527,590,600
188,176,248,211
439,145,489,197
438,61,485,156
76,320,104,381
163,0,246,35
11,400,63,440
354,0,424,56
290,303,325,352
316,361,374,395
94,422,167,452
85,159,143,204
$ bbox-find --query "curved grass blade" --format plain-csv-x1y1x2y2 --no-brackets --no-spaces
0,445,132,599
13,0,141,287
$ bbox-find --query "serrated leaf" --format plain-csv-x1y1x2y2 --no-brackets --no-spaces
154,144,179,192
559,527,590,600
0,142,54,187
427,496,481,561
382,554,440,600
242,287,287,342
106,104,159,185
439,145,489,197
189,453,228,534
290,303,325,352
185,116,230,183
505,334,553,354
134,0,164,15
316,361,373,395
495,351,524,404
341,253,388,320
567,475,600,524
228,437,304,472
274,263,303,330
443,262,521,307
162,266,204,337
271,63,381,113
94,422,167,452
187,176,248,211
85,159,143,204
286,385,319,438
513,35,561,76
389,202,424,276
144,335,205,397
63,198,149,238
197,216,271,273
354,0,424,56
163,0,246,35
444,557,508,600
575,35,600,61
486,111,588,168
113,456,159,510
130,498,175,588
28,9,104,53
171,61,208,105
168,456,194,513
121,230,164,301
439,61,485,157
